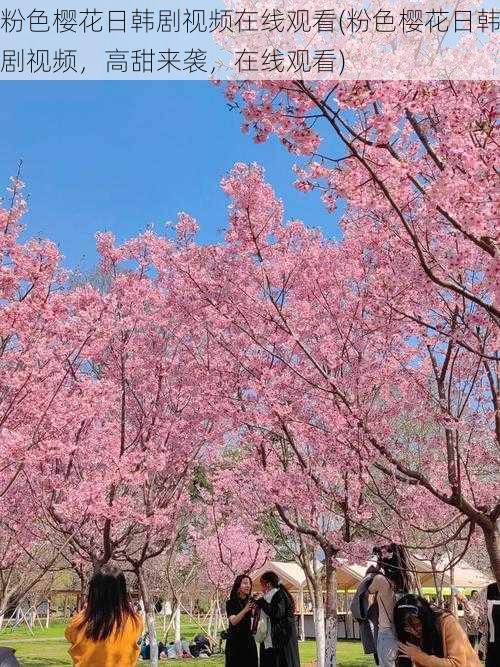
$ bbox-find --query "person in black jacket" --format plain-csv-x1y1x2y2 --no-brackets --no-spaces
476,582,499,667
0,648,20,667
225,574,258,667
254,571,300,667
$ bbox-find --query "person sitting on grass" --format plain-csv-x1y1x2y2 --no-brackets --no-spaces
189,633,212,657
65,564,143,667
0,647,20,667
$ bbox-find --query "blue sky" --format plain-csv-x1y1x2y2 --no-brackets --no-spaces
0,82,341,270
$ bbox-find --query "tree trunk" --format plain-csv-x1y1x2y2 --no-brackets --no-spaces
136,567,159,667
174,602,181,642
215,593,222,638
324,550,337,667
449,566,458,617
163,600,167,633
207,600,214,639
76,567,87,612
314,585,326,667
173,599,182,656
0,586,15,630
431,560,443,607
483,522,500,586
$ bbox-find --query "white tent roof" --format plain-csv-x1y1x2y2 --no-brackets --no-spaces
437,559,491,589
249,559,366,592
408,553,439,584
250,560,308,590
249,555,490,593
397,554,490,589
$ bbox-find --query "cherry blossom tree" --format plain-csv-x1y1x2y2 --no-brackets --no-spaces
220,76,499,572
213,419,377,667
196,520,271,592
0,177,73,498
20,226,220,666
194,513,272,641
0,489,64,629
1,76,496,667
0,178,91,626
160,159,498,585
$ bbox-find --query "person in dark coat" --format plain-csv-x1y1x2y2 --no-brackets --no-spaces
350,569,378,656
0,648,20,667
476,582,500,667
225,574,258,667
254,570,300,667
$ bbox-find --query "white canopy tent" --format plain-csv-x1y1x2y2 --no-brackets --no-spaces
250,559,366,593
249,557,490,639
412,555,491,590
443,560,490,589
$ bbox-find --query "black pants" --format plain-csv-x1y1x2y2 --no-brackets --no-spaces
468,634,478,648
260,646,277,667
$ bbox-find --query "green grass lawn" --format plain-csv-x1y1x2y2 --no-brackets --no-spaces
0,618,373,667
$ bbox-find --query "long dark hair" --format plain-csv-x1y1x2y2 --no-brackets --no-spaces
260,571,295,612
79,564,137,641
394,594,445,657
374,543,413,592
229,574,252,604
